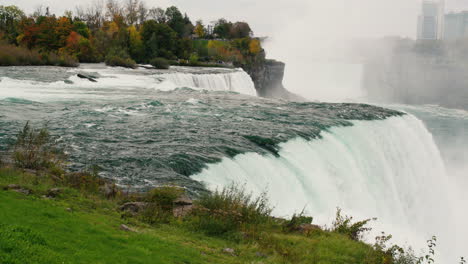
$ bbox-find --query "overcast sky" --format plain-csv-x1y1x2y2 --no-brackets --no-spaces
3,0,468,38
4,0,468,99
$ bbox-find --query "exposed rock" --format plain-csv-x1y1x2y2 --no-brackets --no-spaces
6,184,21,190
66,208,73,212
256,252,267,258
174,194,192,205
99,183,118,199
5,184,31,195
222,248,236,256
120,224,136,232
119,202,149,215
241,52,304,101
77,73,97,83
47,188,62,198
173,204,193,218
173,194,194,218
296,224,322,234
13,188,31,195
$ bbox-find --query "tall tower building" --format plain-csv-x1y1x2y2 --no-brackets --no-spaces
417,0,445,40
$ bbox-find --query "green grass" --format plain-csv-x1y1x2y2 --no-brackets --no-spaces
0,168,394,264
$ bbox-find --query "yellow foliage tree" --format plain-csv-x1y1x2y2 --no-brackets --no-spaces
194,20,205,38
249,39,262,54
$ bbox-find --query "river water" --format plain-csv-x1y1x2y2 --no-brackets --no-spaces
0,64,466,260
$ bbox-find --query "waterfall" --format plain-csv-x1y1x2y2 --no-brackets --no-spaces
0,67,257,101
160,70,257,96
192,114,464,261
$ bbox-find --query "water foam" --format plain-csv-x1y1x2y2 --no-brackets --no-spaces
192,114,464,261
0,66,257,102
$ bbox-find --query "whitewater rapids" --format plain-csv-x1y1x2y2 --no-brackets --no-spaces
192,114,465,261
0,64,257,101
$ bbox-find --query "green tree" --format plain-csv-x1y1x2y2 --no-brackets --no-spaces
230,22,252,39
165,6,185,37
0,5,25,44
213,18,232,39
73,21,90,38
141,20,177,59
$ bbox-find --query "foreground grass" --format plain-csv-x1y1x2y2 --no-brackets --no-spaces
0,168,384,264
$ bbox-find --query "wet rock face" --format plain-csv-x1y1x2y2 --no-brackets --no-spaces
245,58,304,101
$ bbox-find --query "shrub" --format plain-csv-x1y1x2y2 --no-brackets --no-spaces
140,186,184,224
0,42,79,67
189,184,272,237
105,48,136,69
189,53,199,65
282,209,313,232
60,168,106,193
150,57,170,69
331,208,375,241
46,52,79,67
12,122,65,174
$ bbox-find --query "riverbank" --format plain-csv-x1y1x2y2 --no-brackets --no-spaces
0,166,411,264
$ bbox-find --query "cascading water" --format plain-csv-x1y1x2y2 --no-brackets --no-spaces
192,114,465,261
160,71,257,96
0,65,257,101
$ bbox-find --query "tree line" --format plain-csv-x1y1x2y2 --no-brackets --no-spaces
0,0,264,68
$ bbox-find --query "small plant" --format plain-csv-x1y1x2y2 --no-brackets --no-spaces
189,184,272,237
61,165,106,193
140,186,184,225
282,209,313,233
12,122,65,174
331,207,376,241
189,53,199,65
417,236,437,264
150,57,170,69
105,48,136,69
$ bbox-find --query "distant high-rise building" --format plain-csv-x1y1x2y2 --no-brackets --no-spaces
417,0,445,40
444,12,468,40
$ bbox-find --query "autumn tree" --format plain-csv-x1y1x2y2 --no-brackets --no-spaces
128,25,144,62
194,20,205,38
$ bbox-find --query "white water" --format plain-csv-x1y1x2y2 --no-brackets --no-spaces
161,71,257,96
0,65,257,101
193,114,465,261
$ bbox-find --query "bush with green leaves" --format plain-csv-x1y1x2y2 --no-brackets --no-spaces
105,48,136,69
150,57,170,69
282,209,313,232
12,122,65,174
331,207,375,241
139,186,184,225
189,184,272,237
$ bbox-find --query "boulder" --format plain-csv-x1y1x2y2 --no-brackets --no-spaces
120,224,136,232
5,184,31,195
47,188,62,198
119,202,149,215
6,184,21,190
174,194,192,205
222,248,236,256
173,194,193,218
77,73,97,83
297,224,322,234
99,183,118,199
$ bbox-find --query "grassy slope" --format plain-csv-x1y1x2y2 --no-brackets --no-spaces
0,168,377,264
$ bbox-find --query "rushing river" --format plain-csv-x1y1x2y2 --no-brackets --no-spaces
0,64,466,261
